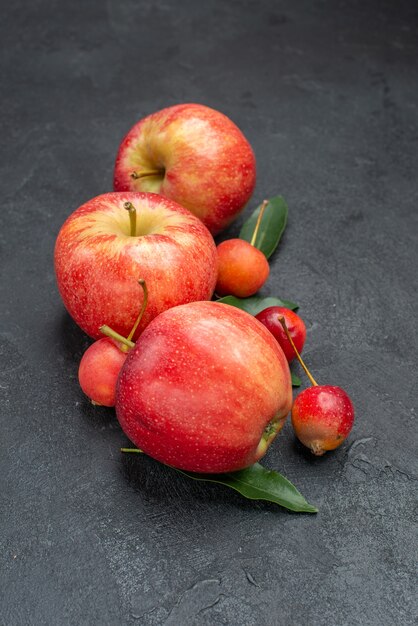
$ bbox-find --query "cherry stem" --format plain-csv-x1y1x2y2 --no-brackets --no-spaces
121,448,143,453
250,199,269,247
98,279,148,353
131,169,161,179
100,325,135,349
124,202,137,236
126,279,148,342
278,316,318,387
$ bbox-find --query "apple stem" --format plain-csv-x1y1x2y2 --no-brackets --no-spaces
131,169,161,180
120,448,143,453
278,317,318,387
250,199,269,247
124,202,137,237
100,325,135,350
126,279,148,342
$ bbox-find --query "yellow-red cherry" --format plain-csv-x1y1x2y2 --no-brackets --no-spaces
291,385,354,455
215,239,270,298
278,316,355,455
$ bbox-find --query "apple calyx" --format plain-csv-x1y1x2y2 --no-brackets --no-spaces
255,416,286,458
278,317,318,387
100,278,148,352
250,199,269,247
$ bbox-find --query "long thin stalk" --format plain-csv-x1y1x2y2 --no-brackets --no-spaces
250,199,269,247
278,317,318,386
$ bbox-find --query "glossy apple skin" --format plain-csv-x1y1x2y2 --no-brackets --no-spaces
116,302,293,473
113,103,256,235
291,385,354,455
215,239,270,298
255,306,306,363
78,338,128,407
54,192,217,340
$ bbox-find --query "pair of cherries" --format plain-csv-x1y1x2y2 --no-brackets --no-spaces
255,307,354,456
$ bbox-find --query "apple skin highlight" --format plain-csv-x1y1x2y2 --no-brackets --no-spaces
54,192,218,340
113,103,256,235
116,302,293,474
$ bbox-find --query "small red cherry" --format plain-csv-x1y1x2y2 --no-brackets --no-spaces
255,306,306,363
78,277,147,407
78,337,129,407
278,316,354,455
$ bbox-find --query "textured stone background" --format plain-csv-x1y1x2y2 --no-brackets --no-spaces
1,0,417,624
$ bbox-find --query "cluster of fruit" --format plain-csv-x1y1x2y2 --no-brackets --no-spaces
54,103,354,484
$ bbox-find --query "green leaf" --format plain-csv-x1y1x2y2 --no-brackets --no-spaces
176,463,317,513
121,450,317,513
291,373,302,387
239,196,288,259
216,295,299,315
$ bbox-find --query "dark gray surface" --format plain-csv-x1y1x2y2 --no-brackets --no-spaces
1,0,417,624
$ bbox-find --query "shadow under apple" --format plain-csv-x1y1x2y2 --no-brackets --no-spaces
120,450,296,516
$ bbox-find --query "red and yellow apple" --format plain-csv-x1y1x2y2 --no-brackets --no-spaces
54,192,217,340
113,103,256,235
116,301,293,473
